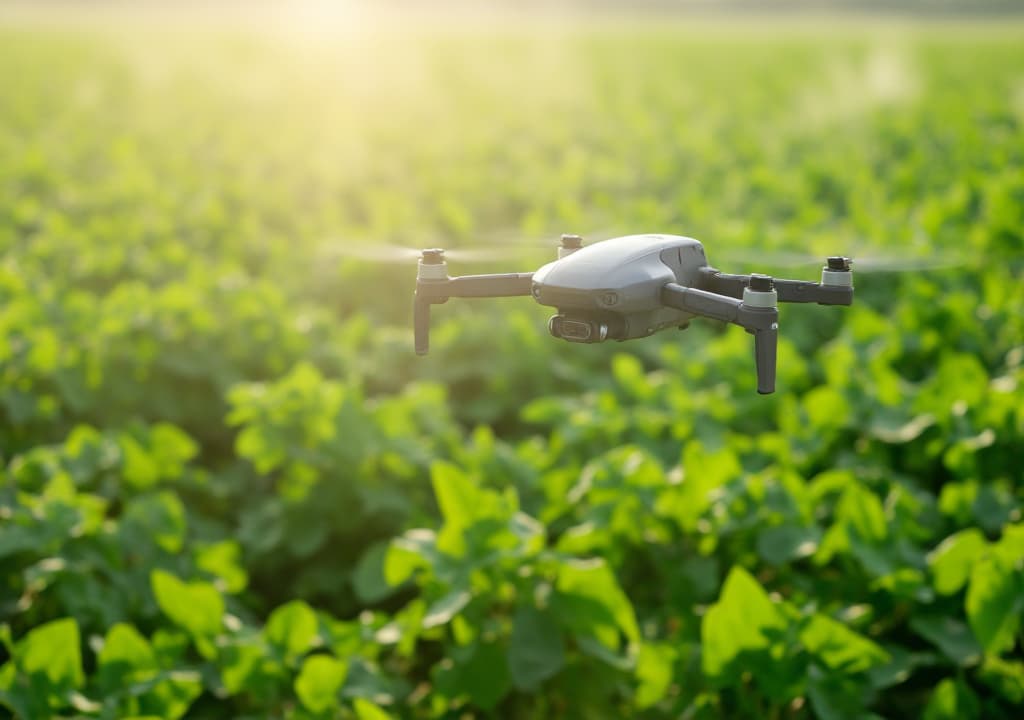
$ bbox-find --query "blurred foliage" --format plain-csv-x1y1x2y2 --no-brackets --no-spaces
1,15,1023,720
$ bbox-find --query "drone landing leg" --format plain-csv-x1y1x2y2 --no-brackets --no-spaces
660,283,778,394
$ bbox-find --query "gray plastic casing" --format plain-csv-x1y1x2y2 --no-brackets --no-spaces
531,234,708,339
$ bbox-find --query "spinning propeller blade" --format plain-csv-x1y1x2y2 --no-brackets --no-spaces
714,248,975,273
320,227,626,265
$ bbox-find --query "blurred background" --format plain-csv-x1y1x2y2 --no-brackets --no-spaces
1,1,1022,719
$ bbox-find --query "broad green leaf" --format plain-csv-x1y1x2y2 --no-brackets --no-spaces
97,623,157,692
993,523,1024,565
123,492,187,553
148,423,198,475
353,542,394,603
120,435,160,489
353,698,393,720
977,656,1024,705
807,668,873,720
422,589,470,629
965,555,1023,656
150,570,223,638
922,678,980,720
757,525,821,566
928,529,988,595
141,671,202,719
432,461,479,529
18,617,84,693
702,566,785,678
636,642,676,709
555,558,639,646
445,640,511,710
383,529,435,587
909,615,982,666
266,600,319,661
836,482,887,543
295,654,347,714
220,641,265,695
800,614,889,673
657,442,740,531
195,541,248,593
508,606,564,691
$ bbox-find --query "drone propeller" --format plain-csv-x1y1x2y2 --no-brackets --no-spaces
321,242,535,264
714,248,974,273
319,226,630,265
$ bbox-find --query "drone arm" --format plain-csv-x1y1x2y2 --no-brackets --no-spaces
416,273,534,301
774,279,853,305
414,272,534,355
698,268,748,299
699,267,853,305
444,273,534,298
661,283,778,394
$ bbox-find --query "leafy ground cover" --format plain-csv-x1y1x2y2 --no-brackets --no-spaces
1,12,1023,719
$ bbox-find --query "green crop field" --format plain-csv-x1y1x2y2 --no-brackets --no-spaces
1,9,1023,719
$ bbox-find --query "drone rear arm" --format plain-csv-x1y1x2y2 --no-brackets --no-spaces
661,283,778,394
700,265,853,305
414,272,534,354
417,273,534,300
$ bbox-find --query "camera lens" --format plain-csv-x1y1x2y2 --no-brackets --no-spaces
548,315,609,343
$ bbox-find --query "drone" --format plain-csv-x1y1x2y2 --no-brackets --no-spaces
412,233,854,394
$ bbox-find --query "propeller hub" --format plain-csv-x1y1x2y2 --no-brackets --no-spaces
749,273,775,291
560,234,583,249
421,248,446,265
827,256,852,271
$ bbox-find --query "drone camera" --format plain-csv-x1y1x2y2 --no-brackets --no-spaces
548,315,608,343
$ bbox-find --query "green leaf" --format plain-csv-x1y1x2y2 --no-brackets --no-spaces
353,698,393,720
352,543,394,604
144,671,202,720
922,678,980,720
295,654,347,714
455,641,511,710
18,617,84,694
265,600,319,662
555,558,639,646
219,641,266,695
383,529,435,587
977,656,1024,705
150,570,223,638
422,589,471,629
148,423,198,476
123,492,187,553
836,482,887,543
508,606,565,691
800,614,889,674
928,529,988,595
909,615,981,666
97,623,157,693
121,434,160,489
432,461,479,528
657,442,740,531
636,642,676,709
194,541,247,593
965,555,1023,656
701,566,785,678
757,525,821,566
